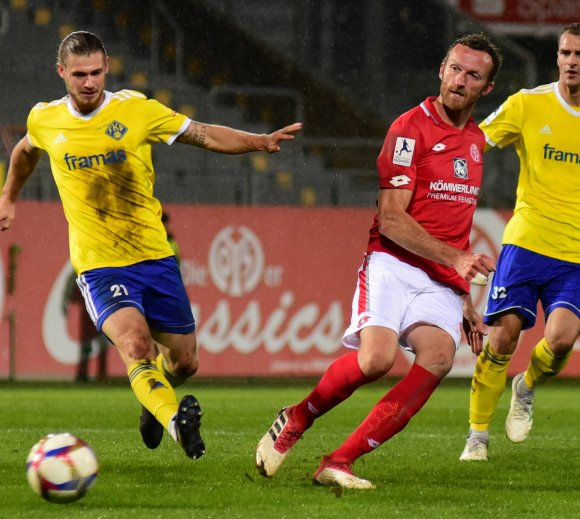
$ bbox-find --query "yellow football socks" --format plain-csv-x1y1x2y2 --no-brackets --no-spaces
469,342,512,432
128,359,178,430
155,353,187,388
524,338,572,389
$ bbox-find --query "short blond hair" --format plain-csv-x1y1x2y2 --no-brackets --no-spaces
57,31,107,66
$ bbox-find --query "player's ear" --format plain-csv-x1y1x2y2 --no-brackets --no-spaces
104,55,110,74
481,81,495,97
56,62,65,79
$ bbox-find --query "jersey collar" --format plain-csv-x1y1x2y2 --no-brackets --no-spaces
553,82,580,117
420,96,475,130
420,96,443,125
66,90,112,119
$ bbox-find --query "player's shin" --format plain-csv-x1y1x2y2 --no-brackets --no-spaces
155,353,188,387
128,359,178,430
329,364,440,464
293,351,377,429
469,342,511,431
524,338,572,388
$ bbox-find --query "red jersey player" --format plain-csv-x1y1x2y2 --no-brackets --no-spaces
256,33,503,489
368,95,485,294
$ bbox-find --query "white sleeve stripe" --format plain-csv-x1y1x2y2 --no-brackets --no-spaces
167,117,192,145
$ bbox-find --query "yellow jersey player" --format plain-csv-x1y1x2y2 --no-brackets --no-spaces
0,31,302,459
460,23,580,462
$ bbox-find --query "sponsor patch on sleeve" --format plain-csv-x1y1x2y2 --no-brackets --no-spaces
392,137,415,167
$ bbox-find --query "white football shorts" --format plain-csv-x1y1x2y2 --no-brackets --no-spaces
343,251,463,352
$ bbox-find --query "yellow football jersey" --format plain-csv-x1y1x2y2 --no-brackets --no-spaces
27,90,190,274
480,82,580,263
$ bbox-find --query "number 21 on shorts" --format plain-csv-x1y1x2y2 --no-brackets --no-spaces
110,284,129,297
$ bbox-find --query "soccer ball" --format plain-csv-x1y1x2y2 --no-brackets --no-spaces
26,432,98,504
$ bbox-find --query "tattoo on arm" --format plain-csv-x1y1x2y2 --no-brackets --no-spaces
178,121,208,147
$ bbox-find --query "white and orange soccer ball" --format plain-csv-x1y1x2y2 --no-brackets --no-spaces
26,432,98,504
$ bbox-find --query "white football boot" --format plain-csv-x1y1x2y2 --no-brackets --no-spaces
505,373,535,443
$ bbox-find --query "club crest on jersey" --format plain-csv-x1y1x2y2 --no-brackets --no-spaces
470,144,481,163
105,120,128,141
453,157,468,179
392,137,415,167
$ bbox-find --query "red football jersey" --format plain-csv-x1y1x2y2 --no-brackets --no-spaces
367,96,485,293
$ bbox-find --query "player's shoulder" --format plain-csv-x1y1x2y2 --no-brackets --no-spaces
399,102,425,121
390,102,425,133
28,97,68,128
30,96,68,113
110,89,148,102
519,82,554,95
512,82,555,102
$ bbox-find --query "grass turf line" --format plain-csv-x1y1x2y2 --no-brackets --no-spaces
1,379,579,518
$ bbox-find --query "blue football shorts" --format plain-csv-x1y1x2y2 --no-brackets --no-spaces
77,256,196,334
484,244,580,330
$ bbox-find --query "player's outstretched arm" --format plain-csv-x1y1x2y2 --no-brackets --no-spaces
177,121,303,154
0,136,42,232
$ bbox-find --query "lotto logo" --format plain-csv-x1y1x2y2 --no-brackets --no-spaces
389,175,411,187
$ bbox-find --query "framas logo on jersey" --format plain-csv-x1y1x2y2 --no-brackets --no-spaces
63,150,127,170
543,143,580,164
105,120,128,141
392,137,415,167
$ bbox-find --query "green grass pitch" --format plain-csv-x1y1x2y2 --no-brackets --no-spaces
1,378,579,518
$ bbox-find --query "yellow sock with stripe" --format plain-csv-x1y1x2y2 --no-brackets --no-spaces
469,342,512,432
155,353,187,388
524,338,572,389
128,360,178,431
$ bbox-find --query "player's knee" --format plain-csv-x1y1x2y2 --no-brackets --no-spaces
120,332,155,361
358,349,395,378
171,355,199,379
544,332,577,357
488,330,519,355
425,354,453,379
488,314,523,354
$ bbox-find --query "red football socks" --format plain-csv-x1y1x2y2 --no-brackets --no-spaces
292,351,377,429
329,363,440,464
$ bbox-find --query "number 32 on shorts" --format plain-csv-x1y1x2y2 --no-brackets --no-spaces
491,286,507,300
